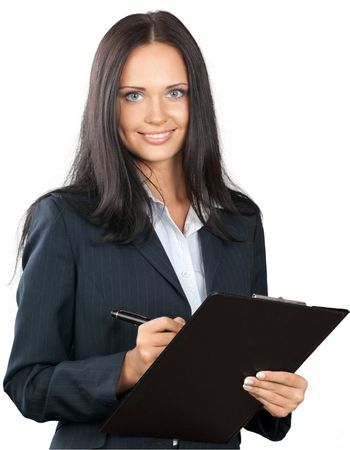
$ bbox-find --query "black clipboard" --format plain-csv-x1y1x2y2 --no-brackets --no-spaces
100,292,349,443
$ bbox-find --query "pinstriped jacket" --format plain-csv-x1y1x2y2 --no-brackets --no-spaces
3,193,291,449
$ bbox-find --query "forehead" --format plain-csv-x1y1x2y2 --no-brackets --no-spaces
119,42,188,86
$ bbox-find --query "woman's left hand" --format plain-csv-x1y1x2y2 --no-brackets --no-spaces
243,371,308,418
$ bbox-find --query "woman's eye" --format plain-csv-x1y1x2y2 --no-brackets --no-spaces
123,88,186,102
168,88,186,98
124,91,141,102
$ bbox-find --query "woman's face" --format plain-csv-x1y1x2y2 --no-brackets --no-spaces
117,42,189,167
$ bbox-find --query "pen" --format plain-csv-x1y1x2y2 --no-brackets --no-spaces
111,309,150,326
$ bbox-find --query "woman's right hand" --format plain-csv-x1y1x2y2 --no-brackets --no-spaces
116,316,186,395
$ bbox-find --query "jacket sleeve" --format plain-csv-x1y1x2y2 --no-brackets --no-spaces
243,211,292,441
3,195,129,423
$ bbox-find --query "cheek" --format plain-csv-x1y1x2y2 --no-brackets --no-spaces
174,103,189,127
118,112,140,146
117,99,142,127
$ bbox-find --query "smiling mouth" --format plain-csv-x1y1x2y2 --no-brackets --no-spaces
138,129,176,144
138,128,176,137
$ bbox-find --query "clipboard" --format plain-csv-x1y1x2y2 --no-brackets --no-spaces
100,292,349,443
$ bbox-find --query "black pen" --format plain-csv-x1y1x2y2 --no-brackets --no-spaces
111,309,149,326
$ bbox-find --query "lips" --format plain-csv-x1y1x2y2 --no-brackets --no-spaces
139,128,176,136
138,129,176,145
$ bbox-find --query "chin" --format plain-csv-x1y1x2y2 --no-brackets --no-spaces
129,147,182,163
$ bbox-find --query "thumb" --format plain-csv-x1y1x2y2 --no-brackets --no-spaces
174,317,186,326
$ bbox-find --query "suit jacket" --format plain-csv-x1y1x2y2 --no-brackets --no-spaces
3,193,291,449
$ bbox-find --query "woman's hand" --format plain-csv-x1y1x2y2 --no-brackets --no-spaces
127,316,186,380
242,371,308,418
116,316,186,395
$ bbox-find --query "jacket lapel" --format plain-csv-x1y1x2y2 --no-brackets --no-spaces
198,226,224,295
132,211,248,306
132,228,188,303
199,216,248,295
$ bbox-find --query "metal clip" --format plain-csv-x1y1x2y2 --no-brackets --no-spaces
252,293,306,305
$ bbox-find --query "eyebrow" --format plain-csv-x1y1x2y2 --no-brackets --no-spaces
118,82,188,90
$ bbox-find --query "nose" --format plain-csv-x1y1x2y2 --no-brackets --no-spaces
144,97,168,125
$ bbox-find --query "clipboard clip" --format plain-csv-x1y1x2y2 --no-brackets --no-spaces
252,293,307,306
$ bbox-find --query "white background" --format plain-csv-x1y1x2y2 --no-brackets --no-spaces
1,1,349,449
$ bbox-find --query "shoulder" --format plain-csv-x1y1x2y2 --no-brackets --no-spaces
30,193,63,226
220,189,263,242
25,191,98,259
28,191,92,241
28,193,72,230
228,189,261,217
32,189,96,222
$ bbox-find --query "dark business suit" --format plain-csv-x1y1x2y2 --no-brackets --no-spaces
3,193,291,449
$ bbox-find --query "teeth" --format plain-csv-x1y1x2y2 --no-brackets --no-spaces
144,131,172,138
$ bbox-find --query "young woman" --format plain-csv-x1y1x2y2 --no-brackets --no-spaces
3,10,308,449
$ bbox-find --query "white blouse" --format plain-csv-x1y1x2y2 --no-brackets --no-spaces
142,181,208,315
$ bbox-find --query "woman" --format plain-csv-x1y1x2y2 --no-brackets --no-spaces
3,10,308,449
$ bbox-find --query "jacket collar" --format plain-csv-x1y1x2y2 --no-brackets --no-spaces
132,206,248,308
142,181,206,237
133,169,248,306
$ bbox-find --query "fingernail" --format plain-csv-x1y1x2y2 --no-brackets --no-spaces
243,384,253,390
256,371,265,379
175,317,185,325
244,377,254,385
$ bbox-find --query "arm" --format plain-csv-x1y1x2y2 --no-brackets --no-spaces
3,195,129,423
244,211,292,441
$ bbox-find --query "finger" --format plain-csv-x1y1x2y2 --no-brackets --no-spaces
142,316,184,333
149,331,178,347
251,394,291,418
256,371,308,389
137,345,166,366
244,378,302,401
174,317,186,326
243,384,297,410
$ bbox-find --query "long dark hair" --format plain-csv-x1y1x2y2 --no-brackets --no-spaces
9,9,261,285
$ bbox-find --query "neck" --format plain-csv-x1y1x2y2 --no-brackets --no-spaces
137,153,189,205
